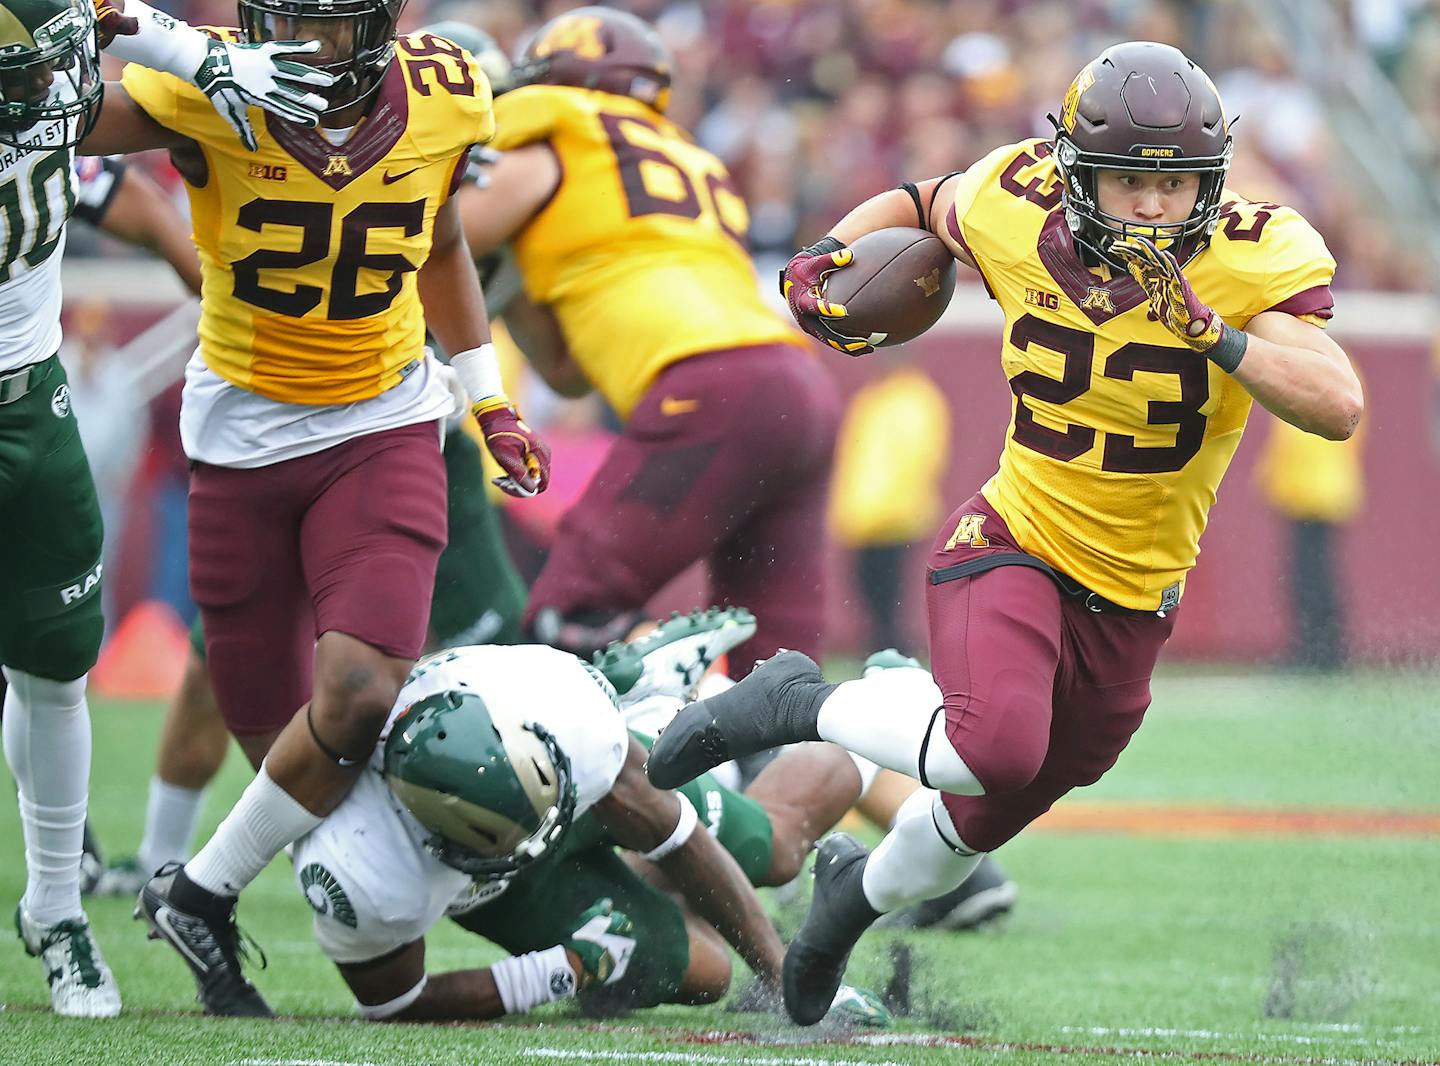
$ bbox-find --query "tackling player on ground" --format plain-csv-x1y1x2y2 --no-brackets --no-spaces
647,41,1363,1025
0,0,345,1017
72,0,551,1017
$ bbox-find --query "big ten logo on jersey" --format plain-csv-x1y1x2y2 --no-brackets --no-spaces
248,162,287,182
944,514,990,551
399,33,479,98
597,112,748,246
1025,287,1060,311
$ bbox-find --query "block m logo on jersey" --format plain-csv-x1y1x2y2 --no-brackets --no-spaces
944,514,990,551
322,155,353,179
1080,286,1115,314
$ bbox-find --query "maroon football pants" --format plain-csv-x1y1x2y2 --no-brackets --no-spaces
189,421,447,738
927,493,1177,852
525,344,840,678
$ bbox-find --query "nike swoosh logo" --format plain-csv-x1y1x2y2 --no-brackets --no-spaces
660,396,700,417
382,167,420,185
153,906,210,974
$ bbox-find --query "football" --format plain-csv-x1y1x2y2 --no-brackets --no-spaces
821,227,957,347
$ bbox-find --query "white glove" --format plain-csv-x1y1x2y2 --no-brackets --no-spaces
192,38,335,149
565,899,636,989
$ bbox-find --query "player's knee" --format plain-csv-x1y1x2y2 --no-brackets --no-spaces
956,688,1051,796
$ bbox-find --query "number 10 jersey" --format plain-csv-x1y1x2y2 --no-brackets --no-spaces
944,138,1336,610
0,143,76,374
121,32,494,407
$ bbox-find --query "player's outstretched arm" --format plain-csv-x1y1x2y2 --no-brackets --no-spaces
594,739,785,988
96,0,333,149
1111,236,1363,441
457,144,562,258
79,82,192,155
337,908,634,1022
94,163,202,296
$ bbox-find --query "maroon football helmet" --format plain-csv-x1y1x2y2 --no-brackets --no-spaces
1050,41,1233,268
512,6,672,112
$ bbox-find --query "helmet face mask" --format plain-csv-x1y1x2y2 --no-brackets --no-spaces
1050,41,1233,270
512,6,672,113
383,690,577,881
239,0,405,115
0,0,102,151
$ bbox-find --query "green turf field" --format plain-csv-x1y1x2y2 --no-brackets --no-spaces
2,667,1438,1065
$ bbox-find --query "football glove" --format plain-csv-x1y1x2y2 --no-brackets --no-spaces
93,0,137,47
779,236,877,357
1110,235,1247,372
473,396,552,497
565,899,636,990
192,38,336,149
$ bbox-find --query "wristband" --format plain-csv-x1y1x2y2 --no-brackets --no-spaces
490,945,577,1015
101,0,209,79
1207,322,1248,374
356,974,427,1020
450,342,506,404
640,791,699,862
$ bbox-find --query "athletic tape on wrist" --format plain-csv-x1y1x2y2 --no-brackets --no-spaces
1207,322,1248,374
640,791,699,862
356,974,428,1019
490,945,577,1015
101,0,209,79
450,343,506,404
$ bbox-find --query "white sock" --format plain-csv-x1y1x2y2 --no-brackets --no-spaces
183,762,321,897
2,667,91,924
137,777,207,874
861,787,983,913
816,668,984,795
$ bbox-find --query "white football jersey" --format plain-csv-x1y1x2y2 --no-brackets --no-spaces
293,644,630,965
0,139,76,374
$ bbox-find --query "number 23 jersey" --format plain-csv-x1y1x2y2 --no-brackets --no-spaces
944,138,1336,611
121,32,493,406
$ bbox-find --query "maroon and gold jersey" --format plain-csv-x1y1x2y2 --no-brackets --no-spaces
489,84,803,419
122,32,493,405
940,138,1335,610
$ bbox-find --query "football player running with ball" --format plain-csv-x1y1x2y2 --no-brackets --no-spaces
73,0,550,1017
0,0,339,1017
647,41,1363,1025
456,7,841,673
285,608,886,1025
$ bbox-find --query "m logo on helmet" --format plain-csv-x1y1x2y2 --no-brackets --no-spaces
300,863,358,928
534,15,605,59
1060,65,1094,133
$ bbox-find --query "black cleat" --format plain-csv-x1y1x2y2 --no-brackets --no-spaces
135,863,272,1017
783,833,881,1026
876,855,1017,931
645,650,835,790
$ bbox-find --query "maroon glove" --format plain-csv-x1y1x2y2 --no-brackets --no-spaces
779,236,876,356
473,398,552,498
93,0,139,48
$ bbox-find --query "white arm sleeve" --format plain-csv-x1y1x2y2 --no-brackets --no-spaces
102,0,209,81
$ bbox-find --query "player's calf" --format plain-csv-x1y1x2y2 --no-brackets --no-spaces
745,742,864,887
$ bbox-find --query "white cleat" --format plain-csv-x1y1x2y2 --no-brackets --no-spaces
595,606,758,709
15,904,122,1017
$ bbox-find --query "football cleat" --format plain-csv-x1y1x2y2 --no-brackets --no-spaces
595,606,757,707
643,650,835,790
783,833,881,1026
136,863,272,1017
827,983,892,1028
875,854,1017,931
15,904,122,1018
90,857,150,900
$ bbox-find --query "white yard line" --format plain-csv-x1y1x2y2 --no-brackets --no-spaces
526,1050,908,1066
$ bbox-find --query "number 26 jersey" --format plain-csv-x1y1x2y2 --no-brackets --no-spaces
944,138,1336,610
121,32,493,406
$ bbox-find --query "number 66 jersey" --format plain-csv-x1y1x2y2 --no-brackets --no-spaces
943,138,1336,611
120,32,491,423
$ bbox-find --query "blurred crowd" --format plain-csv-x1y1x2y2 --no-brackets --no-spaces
85,0,1440,292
